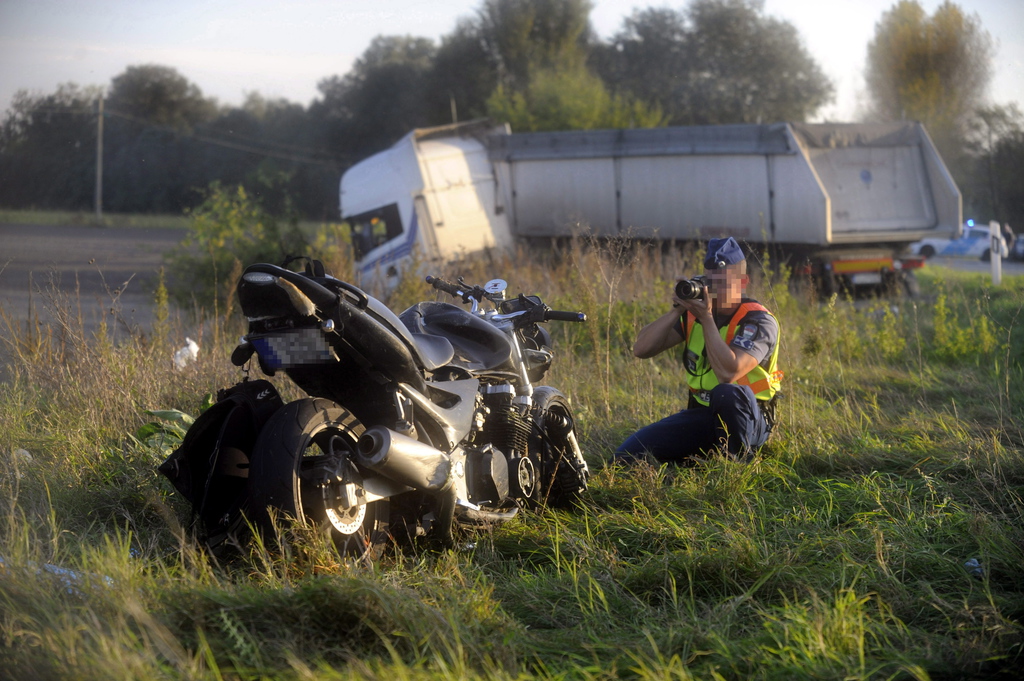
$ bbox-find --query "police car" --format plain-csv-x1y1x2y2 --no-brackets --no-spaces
909,220,1009,261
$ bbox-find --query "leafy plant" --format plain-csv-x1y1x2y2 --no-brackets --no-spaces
931,287,1000,362
166,183,308,310
134,403,213,460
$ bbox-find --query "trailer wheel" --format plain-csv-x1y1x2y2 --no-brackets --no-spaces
902,271,920,298
820,271,840,299
920,245,936,258
883,270,919,299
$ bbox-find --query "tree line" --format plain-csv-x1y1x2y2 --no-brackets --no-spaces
1,0,1022,230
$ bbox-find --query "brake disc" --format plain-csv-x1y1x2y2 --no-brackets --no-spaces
326,504,367,535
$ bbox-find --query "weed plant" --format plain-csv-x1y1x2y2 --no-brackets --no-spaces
1,239,1022,680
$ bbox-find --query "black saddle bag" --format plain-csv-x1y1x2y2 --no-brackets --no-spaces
158,379,283,550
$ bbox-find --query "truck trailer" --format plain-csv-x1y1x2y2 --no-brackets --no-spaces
340,119,961,294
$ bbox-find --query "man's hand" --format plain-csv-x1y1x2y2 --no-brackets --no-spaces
677,281,757,383
675,282,712,323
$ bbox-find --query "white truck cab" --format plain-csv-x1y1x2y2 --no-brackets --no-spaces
340,120,513,289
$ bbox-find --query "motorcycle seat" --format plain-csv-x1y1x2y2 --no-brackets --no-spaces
409,332,455,371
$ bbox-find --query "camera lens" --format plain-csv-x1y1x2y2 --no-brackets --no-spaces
674,279,704,300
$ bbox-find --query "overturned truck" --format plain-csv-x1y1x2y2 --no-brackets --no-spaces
341,120,961,294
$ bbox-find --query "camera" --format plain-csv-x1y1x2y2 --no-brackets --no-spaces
674,276,706,300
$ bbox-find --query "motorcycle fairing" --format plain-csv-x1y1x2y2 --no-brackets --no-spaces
337,282,455,371
398,378,479,450
237,264,338,318
238,263,454,384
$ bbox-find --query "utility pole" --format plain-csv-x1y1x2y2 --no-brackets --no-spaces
95,94,104,222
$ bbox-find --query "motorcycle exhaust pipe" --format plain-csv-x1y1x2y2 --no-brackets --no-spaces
356,426,451,493
357,425,456,547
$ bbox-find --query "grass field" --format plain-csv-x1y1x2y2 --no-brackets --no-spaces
1,238,1022,680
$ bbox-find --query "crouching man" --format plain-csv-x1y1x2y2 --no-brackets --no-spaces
614,237,782,464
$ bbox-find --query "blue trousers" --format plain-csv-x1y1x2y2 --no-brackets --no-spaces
614,384,769,464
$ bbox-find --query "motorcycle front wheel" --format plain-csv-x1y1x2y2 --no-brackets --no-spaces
246,398,390,561
530,387,589,508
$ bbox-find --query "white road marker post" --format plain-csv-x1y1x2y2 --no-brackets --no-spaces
990,221,1003,286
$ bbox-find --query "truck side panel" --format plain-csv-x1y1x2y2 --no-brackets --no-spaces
808,145,935,234
770,151,830,246
501,154,824,244
917,125,963,241
788,122,961,244
619,155,771,240
490,122,960,249
503,159,618,237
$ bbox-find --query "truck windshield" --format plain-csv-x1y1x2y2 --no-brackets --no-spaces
346,203,403,260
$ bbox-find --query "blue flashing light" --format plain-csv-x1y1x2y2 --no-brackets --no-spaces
967,219,975,227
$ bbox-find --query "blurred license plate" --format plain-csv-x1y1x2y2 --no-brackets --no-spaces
251,329,337,369
850,272,882,285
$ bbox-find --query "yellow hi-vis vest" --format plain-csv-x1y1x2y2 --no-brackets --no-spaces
683,301,783,406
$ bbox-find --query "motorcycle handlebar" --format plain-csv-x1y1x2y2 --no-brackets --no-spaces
425,275,469,301
426,275,586,322
545,310,587,323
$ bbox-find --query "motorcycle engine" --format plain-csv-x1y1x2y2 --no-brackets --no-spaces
479,384,535,498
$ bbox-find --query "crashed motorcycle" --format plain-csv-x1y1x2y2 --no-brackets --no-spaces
159,258,590,559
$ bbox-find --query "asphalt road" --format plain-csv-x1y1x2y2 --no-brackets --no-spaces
1,223,1020,344
0,223,188,337
926,254,1024,277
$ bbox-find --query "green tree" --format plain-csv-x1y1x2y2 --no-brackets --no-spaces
477,0,665,131
0,84,99,210
965,104,1023,222
593,0,833,125
478,0,593,90
486,64,663,131
683,0,833,123
107,65,217,131
428,18,501,123
167,184,307,308
102,66,217,214
991,130,1024,233
865,1,993,147
313,36,438,157
966,106,1024,231
590,8,688,121
191,92,338,219
0,70,337,218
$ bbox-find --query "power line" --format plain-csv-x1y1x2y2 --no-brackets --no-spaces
10,105,360,168
104,109,343,168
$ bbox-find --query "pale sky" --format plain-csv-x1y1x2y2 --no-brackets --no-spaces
0,0,1021,123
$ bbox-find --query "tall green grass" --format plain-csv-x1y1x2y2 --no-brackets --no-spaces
1,242,1022,680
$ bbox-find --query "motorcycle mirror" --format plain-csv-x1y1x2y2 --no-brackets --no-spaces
484,279,507,297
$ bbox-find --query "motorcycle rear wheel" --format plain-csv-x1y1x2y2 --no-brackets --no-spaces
246,398,390,561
